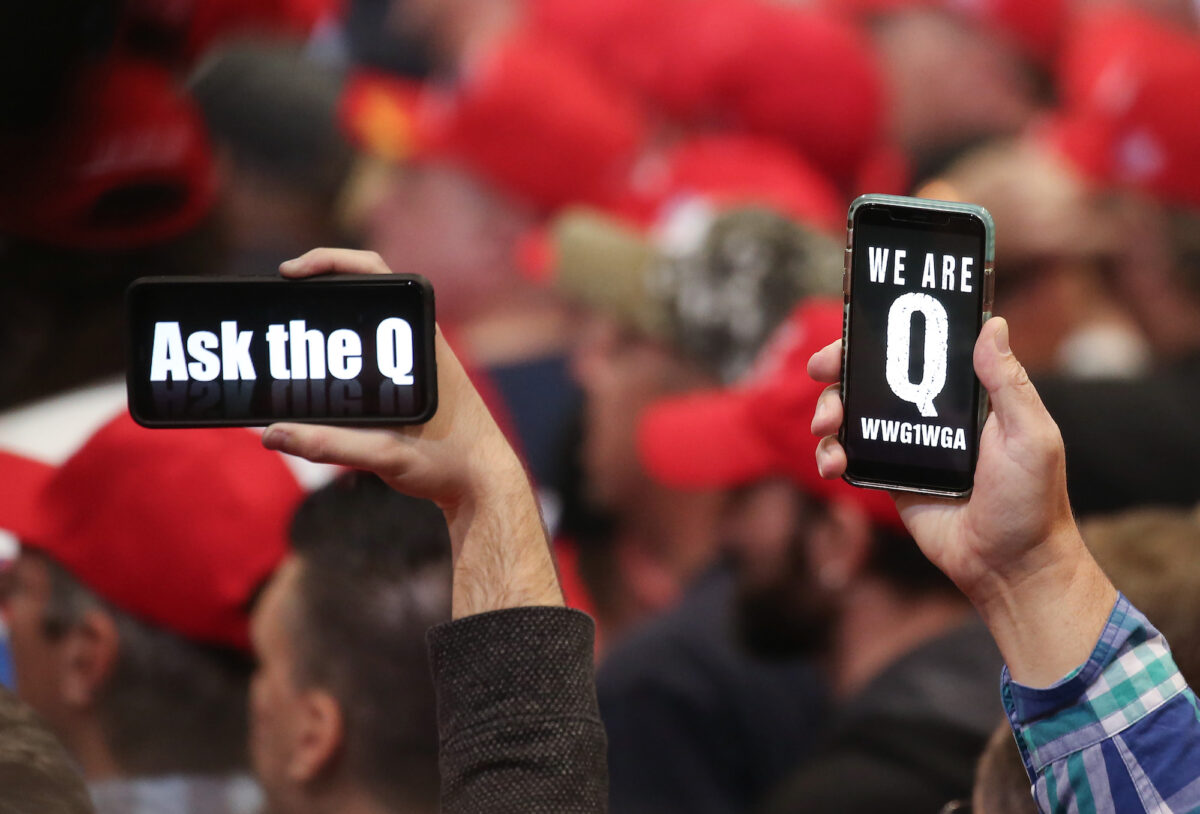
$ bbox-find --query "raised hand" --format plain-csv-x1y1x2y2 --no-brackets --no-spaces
261,248,562,618
809,317,1116,686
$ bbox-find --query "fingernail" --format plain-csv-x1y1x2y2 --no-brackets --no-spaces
262,427,290,449
993,319,1010,355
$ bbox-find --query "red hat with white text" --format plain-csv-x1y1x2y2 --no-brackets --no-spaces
0,57,216,250
1043,7,1200,210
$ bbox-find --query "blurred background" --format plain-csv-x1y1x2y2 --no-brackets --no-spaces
0,0,1198,811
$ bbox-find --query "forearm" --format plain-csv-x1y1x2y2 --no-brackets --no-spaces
1003,595,1200,813
971,524,1117,688
444,445,563,619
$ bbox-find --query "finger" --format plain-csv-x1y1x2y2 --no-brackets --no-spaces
815,435,847,479
262,423,414,477
811,384,842,438
972,318,1045,437
279,248,392,279
807,339,842,384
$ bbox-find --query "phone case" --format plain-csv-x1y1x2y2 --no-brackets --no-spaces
839,194,995,498
125,274,439,428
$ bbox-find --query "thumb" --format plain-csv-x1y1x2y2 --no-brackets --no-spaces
973,318,1042,436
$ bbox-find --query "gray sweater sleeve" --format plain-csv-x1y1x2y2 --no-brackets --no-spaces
428,606,609,813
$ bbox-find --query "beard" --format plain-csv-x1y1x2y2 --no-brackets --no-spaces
733,529,838,662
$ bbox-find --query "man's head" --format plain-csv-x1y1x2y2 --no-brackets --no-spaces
0,412,302,776
637,301,959,661
1081,506,1200,685
189,43,356,267
971,720,1034,814
250,471,450,814
923,136,1145,376
870,7,1045,172
549,197,844,635
339,36,645,325
1043,7,1200,358
552,200,844,510
727,485,957,662
2,551,256,775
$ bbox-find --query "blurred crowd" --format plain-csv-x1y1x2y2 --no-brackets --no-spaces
1,0,1199,812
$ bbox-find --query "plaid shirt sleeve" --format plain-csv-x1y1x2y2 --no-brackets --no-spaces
1001,593,1200,813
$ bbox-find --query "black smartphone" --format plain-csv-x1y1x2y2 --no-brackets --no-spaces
126,275,437,427
839,195,995,497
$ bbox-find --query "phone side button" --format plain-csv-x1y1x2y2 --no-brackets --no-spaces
843,250,852,295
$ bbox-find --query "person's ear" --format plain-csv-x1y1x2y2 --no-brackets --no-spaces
287,689,344,783
57,608,120,709
809,500,873,591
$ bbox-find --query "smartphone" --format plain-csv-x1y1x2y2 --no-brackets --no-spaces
839,194,994,497
126,275,437,428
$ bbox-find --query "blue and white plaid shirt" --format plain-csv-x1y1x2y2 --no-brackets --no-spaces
1002,594,1200,813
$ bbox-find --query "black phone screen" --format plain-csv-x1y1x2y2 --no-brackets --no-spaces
841,201,991,495
127,275,437,427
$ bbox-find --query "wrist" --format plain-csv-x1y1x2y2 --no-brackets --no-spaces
972,524,1117,687
443,445,563,619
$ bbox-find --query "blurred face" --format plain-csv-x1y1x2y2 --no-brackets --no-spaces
729,487,837,660
365,162,531,324
248,558,308,814
569,314,709,511
876,10,1038,159
1,554,63,724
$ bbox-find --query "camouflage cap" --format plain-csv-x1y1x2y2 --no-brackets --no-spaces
550,199,843,383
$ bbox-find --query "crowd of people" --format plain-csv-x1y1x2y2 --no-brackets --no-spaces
1,0,1200,812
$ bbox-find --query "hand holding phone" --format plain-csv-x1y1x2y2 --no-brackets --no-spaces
838,194,995,496
126,271,437,427
259,248,562,618
810,318,1117,688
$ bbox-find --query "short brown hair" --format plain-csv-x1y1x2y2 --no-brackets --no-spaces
1082,505,1200,685
288,471,451,813
973,721,1034,814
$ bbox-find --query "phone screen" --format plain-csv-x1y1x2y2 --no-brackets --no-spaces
127,275,437,427
840,199,992,495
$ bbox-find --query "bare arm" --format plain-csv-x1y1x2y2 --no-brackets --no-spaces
260,248,562,619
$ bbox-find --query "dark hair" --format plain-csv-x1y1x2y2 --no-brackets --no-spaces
867,524,960,598
0,687,95,814
288,471,450,813
1166,207,1200,302
36,554,253,776
188,44,353,204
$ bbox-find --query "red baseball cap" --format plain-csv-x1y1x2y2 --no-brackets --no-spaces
0,57,217,250
529,0,757,122
637,300,904,531
622,133,847,234
0,412,304,650
825,0,1067,63
1045,7,1200,209
723,4,888,190
339,32,647,212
